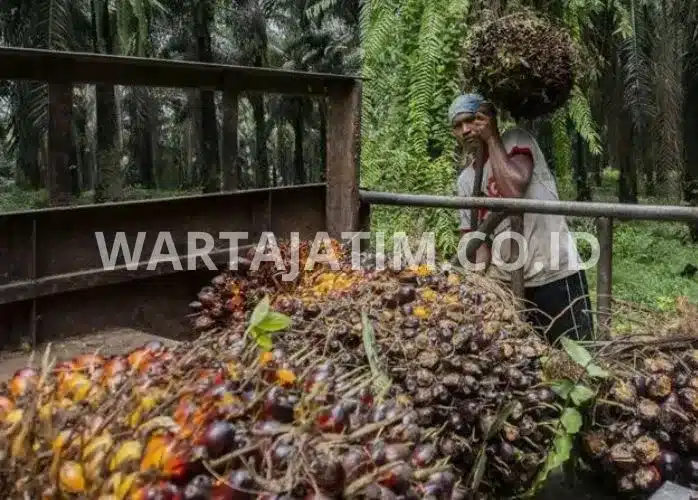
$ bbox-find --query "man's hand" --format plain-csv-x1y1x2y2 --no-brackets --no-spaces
470,111,500,144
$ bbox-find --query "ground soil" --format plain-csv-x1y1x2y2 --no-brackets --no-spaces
0,328,180,379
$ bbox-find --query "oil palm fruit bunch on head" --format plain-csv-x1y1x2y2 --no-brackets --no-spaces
462,10,578,120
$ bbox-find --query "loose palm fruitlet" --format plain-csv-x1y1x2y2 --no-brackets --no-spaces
0,329,460,498
191,238,564,498
462,11,578,120
581,350,698,497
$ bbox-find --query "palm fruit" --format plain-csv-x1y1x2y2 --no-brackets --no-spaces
581,350,698,495
462,10,578,120
0,295,457,499
189,238,562,498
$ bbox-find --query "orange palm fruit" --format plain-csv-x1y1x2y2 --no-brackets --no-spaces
0,396,15,417
58,461,86,493
140,434,174,472
128,348,151,371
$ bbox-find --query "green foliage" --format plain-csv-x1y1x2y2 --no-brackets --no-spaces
361,0,469,257
245,295,292,351
532,339,607,495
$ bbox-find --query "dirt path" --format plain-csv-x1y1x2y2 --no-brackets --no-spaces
0,328,180,380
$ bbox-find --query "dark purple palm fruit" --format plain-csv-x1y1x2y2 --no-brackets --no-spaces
684,425,698,452
617,473,636,495
633,435,661,465
659,395,689,433
679,387,698,414
675,371,690,388
647,374,673,401
581,431,609,462
656,450,682,483
684,456,698,484
654,429,672,447
685,350,698,370
623,421,644,441
632,375,647,397
638,398,661,426
610,380,638,406
634,465,662,492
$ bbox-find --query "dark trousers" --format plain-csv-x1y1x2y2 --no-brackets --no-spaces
523,270,594,345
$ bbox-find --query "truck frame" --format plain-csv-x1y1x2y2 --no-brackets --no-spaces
0,47,697,349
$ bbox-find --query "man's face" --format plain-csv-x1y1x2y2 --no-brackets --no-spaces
452,113,479,149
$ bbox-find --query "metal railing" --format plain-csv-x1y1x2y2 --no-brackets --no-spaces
359,189,698,337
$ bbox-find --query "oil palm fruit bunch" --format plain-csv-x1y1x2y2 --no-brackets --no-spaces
462,10,578,120
188,238,564,497
580,349,698,496
271,265,559,498
0,316,461,499
189,238,359,332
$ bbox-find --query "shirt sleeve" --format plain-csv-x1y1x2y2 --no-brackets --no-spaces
506,128,535,161
456,169,474,231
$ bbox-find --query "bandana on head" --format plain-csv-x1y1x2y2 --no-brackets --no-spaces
448,93,485,125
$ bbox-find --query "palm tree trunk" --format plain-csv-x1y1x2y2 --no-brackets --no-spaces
574,132,591,201
683,36,698,241
194,0,220,193
14,83,42,189
47,84,76,205
92,0,122,203
319,99,327,182
129,88,157,190
293,98,306,184
251,95,269,188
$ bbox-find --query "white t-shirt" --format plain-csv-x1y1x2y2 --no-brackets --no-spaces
456,126,582,288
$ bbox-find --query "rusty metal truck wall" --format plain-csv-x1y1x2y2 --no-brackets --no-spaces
0,184,327,348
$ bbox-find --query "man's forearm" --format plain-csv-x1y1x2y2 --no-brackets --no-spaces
486,136,530,198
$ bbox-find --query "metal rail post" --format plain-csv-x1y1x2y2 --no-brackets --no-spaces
596,217,613,338
510,214,525,301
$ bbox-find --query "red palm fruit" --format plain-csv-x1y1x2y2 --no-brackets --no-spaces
53,361,77,382
634,465,662,492
318,403,349,433
74,353,105,371
411,444,437,468
378,463,412,493
174,399,198,426
9,367,38,398
144,340,165,353
131,482,183,500
183,475,214,500
0,395,14,416
103,356,129,379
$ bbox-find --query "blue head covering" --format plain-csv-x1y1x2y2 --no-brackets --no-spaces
448,93,487,125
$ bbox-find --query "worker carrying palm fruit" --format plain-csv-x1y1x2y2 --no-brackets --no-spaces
448,92,593,344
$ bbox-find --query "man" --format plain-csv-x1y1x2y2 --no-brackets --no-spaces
448,92,593,343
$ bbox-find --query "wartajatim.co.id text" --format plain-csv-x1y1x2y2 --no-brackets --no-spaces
94,230,600,280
